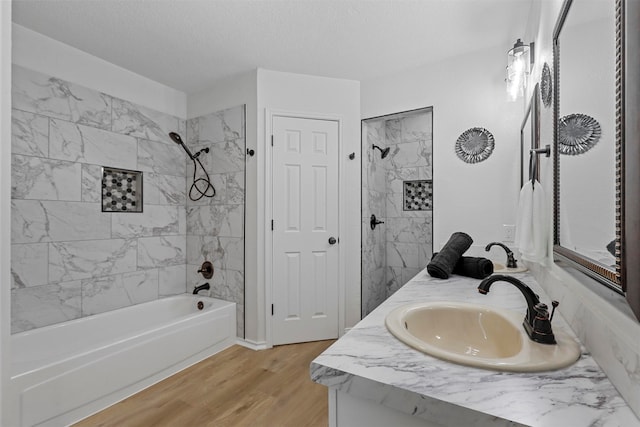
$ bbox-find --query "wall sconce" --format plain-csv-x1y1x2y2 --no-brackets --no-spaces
506,39,534,102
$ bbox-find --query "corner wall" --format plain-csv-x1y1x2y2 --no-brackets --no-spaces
187,71,259,343
185,105,246,337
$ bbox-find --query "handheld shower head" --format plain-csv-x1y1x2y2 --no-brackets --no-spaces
168,131,216,201
169,132,196,160
169,132,184,145
372,144,391,159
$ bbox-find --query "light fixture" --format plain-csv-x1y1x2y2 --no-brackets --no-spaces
506,39,534,102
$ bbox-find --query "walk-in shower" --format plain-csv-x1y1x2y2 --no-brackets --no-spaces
361,107,434,318
169,131,216,201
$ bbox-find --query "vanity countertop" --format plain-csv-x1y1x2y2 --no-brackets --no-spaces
311,269,640,426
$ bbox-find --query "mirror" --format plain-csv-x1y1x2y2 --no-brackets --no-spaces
521,83,540,188
553,0,640,319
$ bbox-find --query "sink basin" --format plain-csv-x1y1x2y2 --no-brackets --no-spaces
385,301,580,372
493,262,528,273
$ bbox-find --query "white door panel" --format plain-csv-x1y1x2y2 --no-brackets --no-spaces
272,116,339,345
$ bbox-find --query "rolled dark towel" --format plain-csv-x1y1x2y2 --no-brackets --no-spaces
427,232,473,279
432,253,494,279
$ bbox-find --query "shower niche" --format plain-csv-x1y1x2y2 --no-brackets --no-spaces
101,167,143,212
361,108,434,317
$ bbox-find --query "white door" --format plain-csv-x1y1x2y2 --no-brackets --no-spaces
271,116,340,345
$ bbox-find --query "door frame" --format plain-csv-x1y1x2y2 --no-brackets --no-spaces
264,109,346,348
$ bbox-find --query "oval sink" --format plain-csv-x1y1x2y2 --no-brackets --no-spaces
385,301,580,372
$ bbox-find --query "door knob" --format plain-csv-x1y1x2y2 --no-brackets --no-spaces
328,237,337,245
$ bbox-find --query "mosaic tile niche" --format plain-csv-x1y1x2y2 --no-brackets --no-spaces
403,180,433,211
102,167,143,212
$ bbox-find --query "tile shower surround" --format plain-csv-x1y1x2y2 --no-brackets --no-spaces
186,108,246,337
362,111,433,317
10,65,246,336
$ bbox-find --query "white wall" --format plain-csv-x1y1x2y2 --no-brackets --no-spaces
362,46,522,255
257,69,361,343
1,3,11,423
12,25,187,119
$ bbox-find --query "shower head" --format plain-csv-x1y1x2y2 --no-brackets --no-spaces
372,144,391,159
168,132,196,160
169,132,184,145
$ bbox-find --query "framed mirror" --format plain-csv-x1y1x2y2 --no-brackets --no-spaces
521,83,540,188
553,0,640,320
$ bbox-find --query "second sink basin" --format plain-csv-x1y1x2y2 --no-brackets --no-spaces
492,262,528,273
385,301,580,372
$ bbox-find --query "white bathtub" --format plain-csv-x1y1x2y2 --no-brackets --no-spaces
10,295,236,427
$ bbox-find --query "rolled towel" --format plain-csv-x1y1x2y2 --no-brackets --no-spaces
432,253,494,279
427,232,473,279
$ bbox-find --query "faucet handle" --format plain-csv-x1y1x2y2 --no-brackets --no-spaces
532,303,556,343
506,251,518,269
550,300,559,322
198,261,214,279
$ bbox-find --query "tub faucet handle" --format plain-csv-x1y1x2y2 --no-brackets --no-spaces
198,261,214,279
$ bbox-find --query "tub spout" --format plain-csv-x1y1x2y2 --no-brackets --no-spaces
193,283,210,295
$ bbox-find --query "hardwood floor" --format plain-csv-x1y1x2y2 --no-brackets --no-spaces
74,340,335,427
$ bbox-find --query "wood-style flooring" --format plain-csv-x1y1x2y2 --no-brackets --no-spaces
73,340,335,427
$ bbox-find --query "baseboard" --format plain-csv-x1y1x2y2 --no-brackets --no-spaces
236,338,268,350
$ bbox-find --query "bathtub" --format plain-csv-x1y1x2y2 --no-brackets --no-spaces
10,295,236,427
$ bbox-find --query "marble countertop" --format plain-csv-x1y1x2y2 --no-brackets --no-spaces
311,269,640,427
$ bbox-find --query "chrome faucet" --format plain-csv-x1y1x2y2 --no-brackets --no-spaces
193,282,210,295
485,242,518,268
478,275,558,345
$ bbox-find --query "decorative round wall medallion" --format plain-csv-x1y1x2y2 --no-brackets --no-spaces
541,62,552,108
455,127,495,164
559,113,601,155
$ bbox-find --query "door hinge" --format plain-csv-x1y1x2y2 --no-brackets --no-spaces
271,219,274,230
271,304,274,316
271,135,274,146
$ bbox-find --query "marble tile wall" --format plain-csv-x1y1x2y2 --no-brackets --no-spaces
361,110,433,317
186,106,245,337
10,65,188,333
384,111,433,297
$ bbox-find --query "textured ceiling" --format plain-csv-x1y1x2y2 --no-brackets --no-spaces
12,0,532,94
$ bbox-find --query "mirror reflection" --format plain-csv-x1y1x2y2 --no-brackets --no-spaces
521,84,539,189
557,0,616,268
